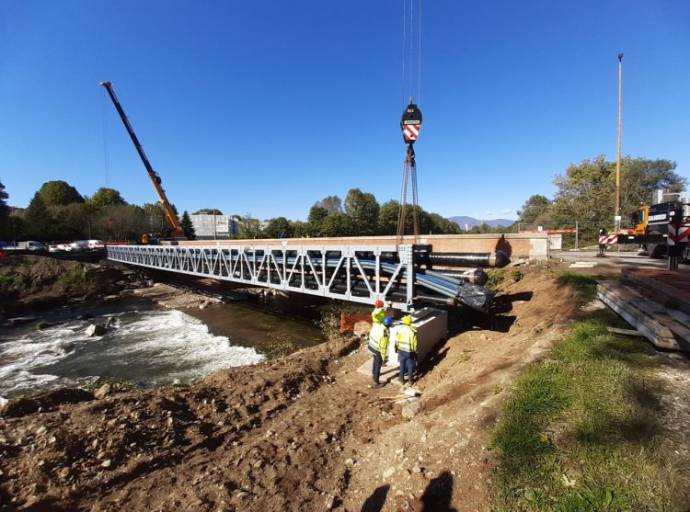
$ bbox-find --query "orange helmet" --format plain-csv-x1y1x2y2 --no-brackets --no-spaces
374,300,384,308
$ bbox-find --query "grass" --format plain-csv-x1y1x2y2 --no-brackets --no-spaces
54,265,95,295
555,271,598,302
487,268,527,290
491,321,683,511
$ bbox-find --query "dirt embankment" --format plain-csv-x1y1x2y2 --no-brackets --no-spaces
0,255,146,316
0,265,579,511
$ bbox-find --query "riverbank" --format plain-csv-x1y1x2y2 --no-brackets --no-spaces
2,261,689,510
0,265,575,510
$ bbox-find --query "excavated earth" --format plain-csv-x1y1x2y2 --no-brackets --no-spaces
0,266,578,511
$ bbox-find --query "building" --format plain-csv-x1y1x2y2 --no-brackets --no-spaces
189,214,240,239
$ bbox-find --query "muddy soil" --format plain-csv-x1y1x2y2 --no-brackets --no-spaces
0,265,579,511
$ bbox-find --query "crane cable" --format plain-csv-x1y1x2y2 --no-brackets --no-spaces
397,0,422,242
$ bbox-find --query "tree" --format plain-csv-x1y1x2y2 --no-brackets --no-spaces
0,181,8,237
50,203,91,240
89,187,126,209
315,195,343,214
25,193,50,240
37,180,83,206
427,212,461,234
263,217,293,238
92,204,148,241
193,208,223,215
180,210,196,240
378,200,400,234
517,194,552,224
237,216,263,239
306,206,329,236
142,203,167,235
320,212,353,237
344,188,380,235
550,156,685,240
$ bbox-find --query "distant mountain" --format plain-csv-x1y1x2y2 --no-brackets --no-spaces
450,216,515,231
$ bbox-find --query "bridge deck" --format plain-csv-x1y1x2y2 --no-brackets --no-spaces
107,244,492,312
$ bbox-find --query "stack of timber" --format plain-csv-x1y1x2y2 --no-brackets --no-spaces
597,269,690,352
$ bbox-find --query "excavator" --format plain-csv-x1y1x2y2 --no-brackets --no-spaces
100,81,184,241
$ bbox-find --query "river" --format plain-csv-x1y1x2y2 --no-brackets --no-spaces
0,296,325,399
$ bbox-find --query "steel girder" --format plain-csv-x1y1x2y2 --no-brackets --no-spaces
107,244,416,311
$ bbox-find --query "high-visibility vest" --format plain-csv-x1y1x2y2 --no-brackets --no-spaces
395,325,418,353
371,307,386,324
368,322,389,357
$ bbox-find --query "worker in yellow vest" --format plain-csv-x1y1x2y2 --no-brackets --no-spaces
368,316,392,388
395,315,418,386
371,299,386,323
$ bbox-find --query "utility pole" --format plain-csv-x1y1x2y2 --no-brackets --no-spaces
615,53,624,232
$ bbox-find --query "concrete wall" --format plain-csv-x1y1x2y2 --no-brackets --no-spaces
173,232,550,260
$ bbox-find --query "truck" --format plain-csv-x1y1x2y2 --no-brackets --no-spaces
617,190,690,261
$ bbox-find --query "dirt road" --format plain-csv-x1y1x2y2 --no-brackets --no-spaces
0,266,578,511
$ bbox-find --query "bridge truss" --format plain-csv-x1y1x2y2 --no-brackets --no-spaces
107,244,492,312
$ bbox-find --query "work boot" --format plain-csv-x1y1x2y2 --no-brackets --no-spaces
398,378,405,385
370,382,383,389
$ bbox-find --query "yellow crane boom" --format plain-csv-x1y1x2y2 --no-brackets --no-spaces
100,81,184,238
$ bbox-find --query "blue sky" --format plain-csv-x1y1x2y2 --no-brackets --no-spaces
2,1,689,221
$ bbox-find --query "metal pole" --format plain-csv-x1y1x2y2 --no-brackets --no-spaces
615,53,623,227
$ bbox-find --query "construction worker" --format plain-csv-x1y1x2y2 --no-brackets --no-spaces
371,299,386,323
597,227,607,257
395,315,418,386
368,316,393,388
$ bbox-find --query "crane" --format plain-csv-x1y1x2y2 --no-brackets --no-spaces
100,81,184,239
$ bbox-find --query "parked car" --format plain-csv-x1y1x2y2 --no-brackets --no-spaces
19,241,46,251
69,241,90,251
86,239,105,249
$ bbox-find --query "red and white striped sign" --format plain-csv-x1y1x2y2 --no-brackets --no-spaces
403,123,420,142
668,224,690,246
598,234,618,245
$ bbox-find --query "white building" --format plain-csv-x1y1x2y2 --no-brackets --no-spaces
190,214,240,239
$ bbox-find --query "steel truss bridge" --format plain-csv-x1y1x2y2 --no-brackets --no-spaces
107,244,492,312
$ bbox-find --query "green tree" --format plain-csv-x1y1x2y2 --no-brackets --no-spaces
320,212,353,237
307,205,329,236
344,188,380,235
49,203,92,240
550,156,685,240
88,187,126,209
25,193,50,240
180,210,196,240
193,208,223,215
263,217,293,238
237,216,263,239
92,204,147,241
142,203,167,235
517,194,552,225
37,180,83,206
378,200,400,234
0,181,8,237
315,195,343,214
427,212,461,234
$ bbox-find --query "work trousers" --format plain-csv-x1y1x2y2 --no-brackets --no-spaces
369,347,383,384
398,350,416,383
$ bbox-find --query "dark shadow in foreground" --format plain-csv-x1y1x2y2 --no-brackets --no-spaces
419,471,457,512
361,484,390,512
